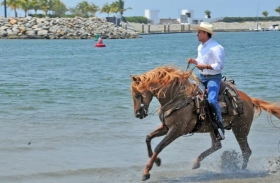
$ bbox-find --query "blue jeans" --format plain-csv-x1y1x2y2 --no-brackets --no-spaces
199,74,222,123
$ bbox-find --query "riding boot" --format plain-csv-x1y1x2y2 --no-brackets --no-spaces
209,103,225,140
216,121,225,140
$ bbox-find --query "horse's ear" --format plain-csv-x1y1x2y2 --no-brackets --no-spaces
130,75,140,84
130,75,136,81
130,75,138,82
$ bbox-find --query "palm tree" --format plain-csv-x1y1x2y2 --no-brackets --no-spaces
76,1,91,17
1,0,21,17
39,0,49,15
18,0,32,17
109,1,119,15
51,0,67,16
48,0,54,14
275,6,280,16
262,11,268,17
87,2,99,17
118,0,132,18
31,0,40,14
68,1,98,17
100,2,111,17
204,10,211,18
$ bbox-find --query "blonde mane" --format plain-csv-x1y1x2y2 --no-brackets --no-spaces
131,66,199,97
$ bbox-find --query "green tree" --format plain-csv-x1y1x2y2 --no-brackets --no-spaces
87,2,99,17
68,1,98,17
262,11,268,17
51,0,67,16
100,2,111,17
204,10,211,18
73,0,89,17
275,6,280,16
18,0,32,17
31,0,40,14
39,0,49,15
109,1,118,14
109,0,131,20
48,0,53,14
1,0,20,17
118,0,132,17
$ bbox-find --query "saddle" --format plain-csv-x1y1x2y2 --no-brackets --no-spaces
218,80,244,116
192,78,244,132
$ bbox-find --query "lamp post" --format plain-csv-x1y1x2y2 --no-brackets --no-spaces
4,0,7,18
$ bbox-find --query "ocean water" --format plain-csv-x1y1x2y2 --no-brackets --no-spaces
1,31,280,183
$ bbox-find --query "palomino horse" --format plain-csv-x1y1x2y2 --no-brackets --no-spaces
130,66,280,181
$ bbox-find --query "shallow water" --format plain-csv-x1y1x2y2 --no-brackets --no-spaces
0,31,280,183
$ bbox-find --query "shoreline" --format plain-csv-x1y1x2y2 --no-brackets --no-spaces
125,21,280,34
0,17,279,39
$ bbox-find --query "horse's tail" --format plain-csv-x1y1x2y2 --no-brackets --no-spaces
251,97,280,119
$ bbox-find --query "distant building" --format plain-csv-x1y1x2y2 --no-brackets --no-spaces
179,9,214,24
145,9,160,25
144,9,215,25
180,9,194,24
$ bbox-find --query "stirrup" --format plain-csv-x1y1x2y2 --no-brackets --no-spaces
217,128,225,140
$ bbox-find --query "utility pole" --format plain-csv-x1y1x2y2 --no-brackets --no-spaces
4,0,7,18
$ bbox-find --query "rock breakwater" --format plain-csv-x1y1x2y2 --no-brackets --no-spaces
0,16,139,39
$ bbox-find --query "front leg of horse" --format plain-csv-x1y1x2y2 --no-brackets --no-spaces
193,132,222,169
146,137,161,167
142,131,179,181
146,124,168,167
142,152,159,181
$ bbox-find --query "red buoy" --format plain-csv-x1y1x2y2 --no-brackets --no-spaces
95,38,106,47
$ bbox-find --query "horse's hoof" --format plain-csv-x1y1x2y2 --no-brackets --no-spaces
142,173,150,181
155,158,161,166
192,162,200,169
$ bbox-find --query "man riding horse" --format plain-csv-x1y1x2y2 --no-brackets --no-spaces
188,22,225,140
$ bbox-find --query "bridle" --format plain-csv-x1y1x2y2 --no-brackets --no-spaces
140,94,149,115
136,93,149,117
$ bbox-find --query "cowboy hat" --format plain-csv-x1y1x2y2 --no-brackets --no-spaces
194,22,214,34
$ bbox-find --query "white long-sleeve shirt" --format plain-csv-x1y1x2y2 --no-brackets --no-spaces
196,38,225,75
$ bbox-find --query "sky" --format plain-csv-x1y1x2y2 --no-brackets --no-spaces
0,0,280,18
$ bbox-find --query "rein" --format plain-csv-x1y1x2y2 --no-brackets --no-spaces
160,85,185,109
186,62,197,72
158,82,196,128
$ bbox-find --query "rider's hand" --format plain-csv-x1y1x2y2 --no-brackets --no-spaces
187,58,197,65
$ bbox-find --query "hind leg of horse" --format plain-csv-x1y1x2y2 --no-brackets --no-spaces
142,130,180,181
193,131,222,169
146,124,168,166
232,128,252,169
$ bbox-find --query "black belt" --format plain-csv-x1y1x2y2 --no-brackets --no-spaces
200,73,221,77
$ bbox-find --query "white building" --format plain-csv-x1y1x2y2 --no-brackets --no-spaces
179,9,214,24
144,9,160,25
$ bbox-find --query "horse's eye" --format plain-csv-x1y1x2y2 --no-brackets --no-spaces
135,94,141,99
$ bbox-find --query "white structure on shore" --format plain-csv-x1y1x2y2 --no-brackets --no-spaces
269,24,279,31
145,9,160,25
144,9,217,25
180,9,194,24
179,9,214,24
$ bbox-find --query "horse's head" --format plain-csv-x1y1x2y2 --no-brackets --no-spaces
130,75,154,119
130,66,199,119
